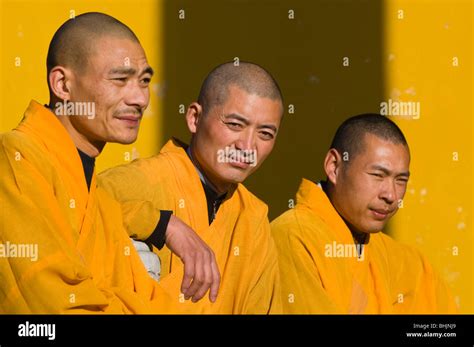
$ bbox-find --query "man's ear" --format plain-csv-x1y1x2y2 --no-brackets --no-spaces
48,66,72,102
185,102,203,134
324,148,343,185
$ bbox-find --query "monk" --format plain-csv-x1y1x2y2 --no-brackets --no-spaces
99,62,283,313
0,12,219,313
271,114,456,314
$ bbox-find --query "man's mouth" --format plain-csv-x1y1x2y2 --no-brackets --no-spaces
116,114,142,126
369,208,394,220
228,160,252,169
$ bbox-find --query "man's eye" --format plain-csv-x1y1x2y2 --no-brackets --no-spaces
226,122,242,129
370,173,384,178
141,77,151,84
113,77,127,82
260,131,274,140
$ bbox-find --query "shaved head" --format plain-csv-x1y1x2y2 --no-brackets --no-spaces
330,113,409,164
197,61,283,116
47,12,139,79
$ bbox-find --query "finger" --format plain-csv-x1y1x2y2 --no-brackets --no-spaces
191,250,213,303
209,250,220,303
185,253,204,300
180,254,195,297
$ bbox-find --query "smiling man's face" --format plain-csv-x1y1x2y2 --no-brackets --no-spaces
67,36,153,145
188,85,282,194
330,133,411,234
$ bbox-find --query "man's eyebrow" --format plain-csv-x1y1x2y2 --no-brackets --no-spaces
142,66,154,76
108,67,137,75
108,66,154,76
370,164,410,177
224,113,250,125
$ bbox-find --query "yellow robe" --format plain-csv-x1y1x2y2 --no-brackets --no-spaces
0,100,176,313
271,178,457,314
98,139,281,314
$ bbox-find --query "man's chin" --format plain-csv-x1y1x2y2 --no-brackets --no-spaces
364,223,386,233
220,176,244,186
214,172,248,187
109,134,139,145
227,170,251,185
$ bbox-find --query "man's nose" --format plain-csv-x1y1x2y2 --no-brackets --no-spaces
235,129,256,151
380,179,397,205
125,81,149,109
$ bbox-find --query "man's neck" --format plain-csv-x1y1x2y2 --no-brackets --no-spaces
321,180,369,245
187,144,230,196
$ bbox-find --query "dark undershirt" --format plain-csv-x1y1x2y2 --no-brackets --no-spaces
185,146,226,224
201,180,226,225
77,149,95,190
76,148,171,250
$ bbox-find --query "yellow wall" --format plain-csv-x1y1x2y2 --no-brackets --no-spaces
385,0,472,313
0,0,472,312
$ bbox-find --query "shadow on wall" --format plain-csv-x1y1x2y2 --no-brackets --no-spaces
162,0,384,221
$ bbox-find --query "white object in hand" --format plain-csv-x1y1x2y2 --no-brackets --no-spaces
131,239,161,282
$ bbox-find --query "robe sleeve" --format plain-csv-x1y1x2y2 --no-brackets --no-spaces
98,160,165,242
0,138,175,314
